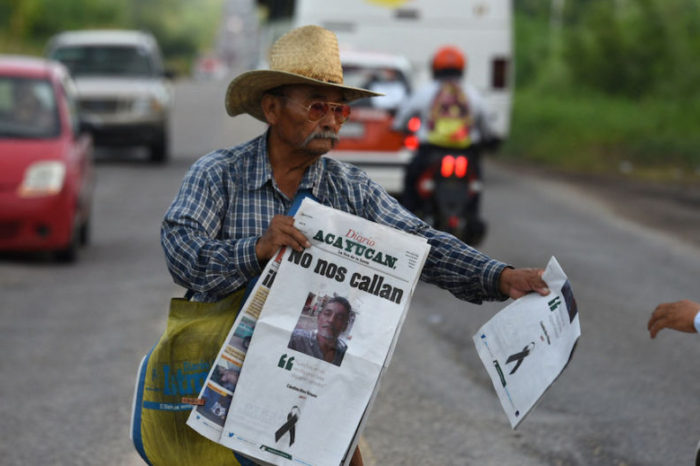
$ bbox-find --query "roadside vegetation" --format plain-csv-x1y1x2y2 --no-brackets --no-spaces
0,0,225,75
2,0,698,182
507,0,700,182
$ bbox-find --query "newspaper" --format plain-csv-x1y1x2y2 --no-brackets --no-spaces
188,198,430,465
473,256,580,429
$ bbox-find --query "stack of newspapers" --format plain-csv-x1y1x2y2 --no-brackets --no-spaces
187,198,431,465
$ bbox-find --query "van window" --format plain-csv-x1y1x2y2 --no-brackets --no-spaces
50,46,155,78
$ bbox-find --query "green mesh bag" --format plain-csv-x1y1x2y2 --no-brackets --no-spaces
130,291,255,465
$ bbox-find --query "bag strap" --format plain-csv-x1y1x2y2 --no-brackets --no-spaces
288,188,316,216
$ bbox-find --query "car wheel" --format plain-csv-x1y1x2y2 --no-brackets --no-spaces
54,228,80,263
79,215,91,246
149,132,169,164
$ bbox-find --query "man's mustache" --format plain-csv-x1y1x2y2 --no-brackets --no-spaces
302,130,339,147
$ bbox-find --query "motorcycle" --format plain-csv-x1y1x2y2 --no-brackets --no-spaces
401,117,487,245
415,147,486,245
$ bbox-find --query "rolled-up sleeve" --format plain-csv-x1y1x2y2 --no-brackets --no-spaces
161,160,262,300
359,178,509,304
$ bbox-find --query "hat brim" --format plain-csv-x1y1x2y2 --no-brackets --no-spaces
225,70,383,123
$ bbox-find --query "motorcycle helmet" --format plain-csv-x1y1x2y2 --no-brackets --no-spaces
432,46,466,74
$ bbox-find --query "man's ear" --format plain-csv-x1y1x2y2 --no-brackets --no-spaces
261,94,281,125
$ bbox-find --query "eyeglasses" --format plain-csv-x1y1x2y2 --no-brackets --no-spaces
281,97,352,124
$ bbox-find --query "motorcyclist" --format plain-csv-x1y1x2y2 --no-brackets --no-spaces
393,45,495,215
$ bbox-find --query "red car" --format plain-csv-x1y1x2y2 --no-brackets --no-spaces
332,50,415,195
0,55,94,262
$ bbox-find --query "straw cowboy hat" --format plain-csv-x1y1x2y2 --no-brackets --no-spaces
225,25,381,122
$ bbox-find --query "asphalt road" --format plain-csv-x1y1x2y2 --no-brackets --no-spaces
0,79,698,466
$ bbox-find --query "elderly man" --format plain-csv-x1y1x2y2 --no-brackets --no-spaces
289,296,352,366
161,25,548,465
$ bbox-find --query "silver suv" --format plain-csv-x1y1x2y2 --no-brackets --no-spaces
46,30,172,163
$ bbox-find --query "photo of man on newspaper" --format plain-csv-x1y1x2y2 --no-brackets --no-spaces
288,294,356,366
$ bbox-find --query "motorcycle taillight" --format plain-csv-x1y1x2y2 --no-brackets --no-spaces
440,155,468,178
455,156,468,178
440,155,455,178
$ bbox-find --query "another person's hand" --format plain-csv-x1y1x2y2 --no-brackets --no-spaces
255,215,311,262
499,267,550,299
647,299,700,338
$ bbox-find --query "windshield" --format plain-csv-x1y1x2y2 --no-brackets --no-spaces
0,77,60,139
342,64,410,111
50,45,155,77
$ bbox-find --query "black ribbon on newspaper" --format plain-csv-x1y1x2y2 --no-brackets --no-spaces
275,406,300,446
506,342,535,375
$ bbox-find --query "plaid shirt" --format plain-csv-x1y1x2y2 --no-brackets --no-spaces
161,132,508,302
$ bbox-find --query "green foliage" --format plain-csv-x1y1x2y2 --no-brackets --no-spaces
509,0,700,177
514,0,700,99
0,0,226,71
513,13,551,89
564,0,671,98
504,88,700,175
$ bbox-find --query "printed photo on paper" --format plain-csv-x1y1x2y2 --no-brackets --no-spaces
288,293,357,367
228,316,255,350
211,359,241,393
196,383,233,426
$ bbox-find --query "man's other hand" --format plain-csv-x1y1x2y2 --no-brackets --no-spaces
499,267,550,300
255,215,311,262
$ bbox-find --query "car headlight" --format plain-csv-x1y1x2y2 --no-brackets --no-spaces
132,95,163,115
18,161,66,197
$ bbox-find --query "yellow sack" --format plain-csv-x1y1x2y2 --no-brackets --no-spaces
130,290,255,466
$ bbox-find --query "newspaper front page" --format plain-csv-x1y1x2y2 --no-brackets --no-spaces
219,198,430,465
473,256,580,429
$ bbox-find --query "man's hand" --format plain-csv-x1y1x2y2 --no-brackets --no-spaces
255,215,311,262
647,299,700,338
499,267,550,300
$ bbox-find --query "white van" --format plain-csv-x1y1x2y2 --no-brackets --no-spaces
46,30,173,163
293,0,513,140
